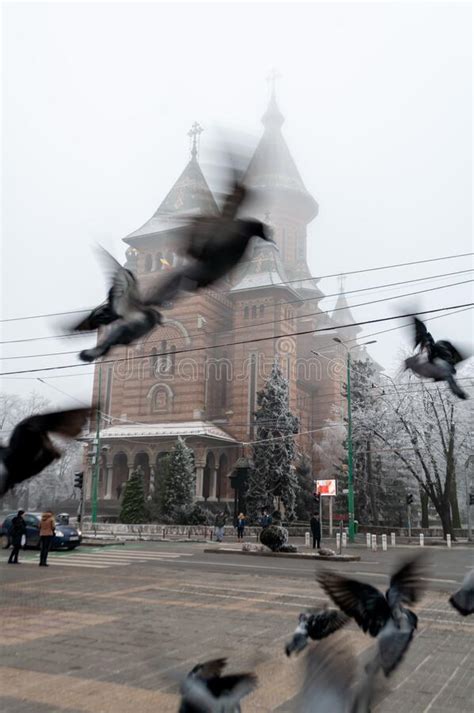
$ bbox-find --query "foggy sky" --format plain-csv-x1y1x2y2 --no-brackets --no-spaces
1,1,472,408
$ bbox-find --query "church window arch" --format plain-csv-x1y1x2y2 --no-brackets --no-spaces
147,383,173,413
244,306,249,319
251,305,257,319
259,304,265,317
149,348,158,377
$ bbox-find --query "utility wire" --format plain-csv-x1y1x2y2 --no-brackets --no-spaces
1,267,472,345
1,250,472,324
1,302,473,377
2,277,472,361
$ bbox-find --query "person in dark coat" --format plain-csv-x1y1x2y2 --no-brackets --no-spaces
214,511,227,543
259,509,272,529
8,510,26,564
310,514,321,550
236,513,246,540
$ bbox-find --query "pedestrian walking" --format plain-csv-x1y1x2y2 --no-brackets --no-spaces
310,513,321,550
8,510,26,564
39,510,55,566
236,513,246,540
214,511,227,543
259,509,272,529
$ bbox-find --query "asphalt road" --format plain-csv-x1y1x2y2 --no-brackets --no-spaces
1,541,473,713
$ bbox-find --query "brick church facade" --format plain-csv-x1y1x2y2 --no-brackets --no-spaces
84,89,364,511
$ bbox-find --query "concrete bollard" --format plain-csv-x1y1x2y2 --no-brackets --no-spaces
419,533,424,547
371,534,377,551
446,534,452,548
390,532,396,547
336,533,341,551
305,532,310,547
382,534,387,551
342,533,347,548
366,533,371,548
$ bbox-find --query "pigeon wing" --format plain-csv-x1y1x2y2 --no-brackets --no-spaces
432,340,467,366
315,609,351,639
388,553,427,606
22,408,91,439
207,672,257,700
94,245,140,316
299,638,356,713
72,302,118,332
413,317,434,354
195,658,228,680
317,571,390,636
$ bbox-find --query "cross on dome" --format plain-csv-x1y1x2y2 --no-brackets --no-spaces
188,122,203,161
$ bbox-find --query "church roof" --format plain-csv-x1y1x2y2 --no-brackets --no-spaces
94,421,236,443
243,90,318,220
125,126,219,243
230,240,300,298
331,284,363,339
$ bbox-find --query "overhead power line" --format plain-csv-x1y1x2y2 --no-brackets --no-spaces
2,277,472,361
1,267,472,346
1,301,472,377
0,250,472,324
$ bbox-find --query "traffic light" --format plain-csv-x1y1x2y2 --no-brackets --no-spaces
74,472,84,490
406,493,414,505
313,492,321,505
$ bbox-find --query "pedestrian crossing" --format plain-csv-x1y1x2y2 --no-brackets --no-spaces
17,547,193,569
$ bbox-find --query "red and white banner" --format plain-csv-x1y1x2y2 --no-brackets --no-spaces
315,479,337,497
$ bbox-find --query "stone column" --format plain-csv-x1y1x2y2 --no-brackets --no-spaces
85,468,93,500
105,465,113,500
208,468,218,501
195,466,205,501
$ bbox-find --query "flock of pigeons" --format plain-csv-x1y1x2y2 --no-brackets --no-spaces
178,554,473,712
0,170,469,496
0,167,472,712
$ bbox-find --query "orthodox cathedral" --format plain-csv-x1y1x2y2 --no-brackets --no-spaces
84,87,364,512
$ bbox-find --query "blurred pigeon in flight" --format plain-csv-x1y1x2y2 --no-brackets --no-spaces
70,246,162,362
178,658,257,713
0,408,90,498
285,608,350,656
317,554,426,676
404,317,468,399
449,569,474,616
298,636,381,713
144,180,273,308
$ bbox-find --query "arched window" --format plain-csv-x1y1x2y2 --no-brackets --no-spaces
144,254,153,272
251,305,257,319
155,252,163,271
150,384,173,413
259,304,265,317
244,306,249,319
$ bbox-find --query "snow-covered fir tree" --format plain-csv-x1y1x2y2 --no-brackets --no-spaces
161,437,195,516
247,362,299,521
119,466,147,523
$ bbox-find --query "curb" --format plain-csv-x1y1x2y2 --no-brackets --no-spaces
203,548,360,562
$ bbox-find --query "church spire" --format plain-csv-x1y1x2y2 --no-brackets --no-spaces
188,121,203,162
262,68,284,129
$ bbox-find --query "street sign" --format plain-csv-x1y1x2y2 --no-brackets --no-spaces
342,488,349,494
316,479,337,496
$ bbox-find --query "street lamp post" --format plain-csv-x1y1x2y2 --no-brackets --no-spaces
91,365,102,524
333,338,377,542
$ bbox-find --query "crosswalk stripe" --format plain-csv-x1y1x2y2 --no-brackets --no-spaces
87,551,186,558
20,560,108,569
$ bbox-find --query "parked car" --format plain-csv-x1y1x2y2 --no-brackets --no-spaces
0,512,82,551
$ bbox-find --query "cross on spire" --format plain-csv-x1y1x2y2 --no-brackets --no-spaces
188,121,203,161
338,274,346,292
266,67,281,97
